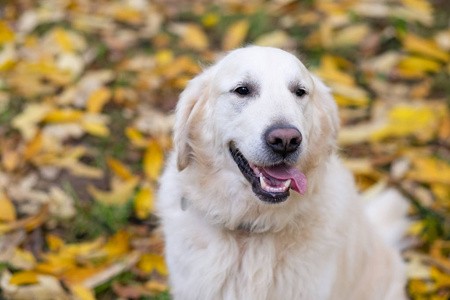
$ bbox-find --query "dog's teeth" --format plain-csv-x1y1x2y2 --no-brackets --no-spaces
283,179,291,189
260,176,267,189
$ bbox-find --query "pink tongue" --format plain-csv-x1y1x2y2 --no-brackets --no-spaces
262,164,307,195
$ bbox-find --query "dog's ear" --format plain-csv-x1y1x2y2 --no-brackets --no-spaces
174,69,212,171
310,75,340,150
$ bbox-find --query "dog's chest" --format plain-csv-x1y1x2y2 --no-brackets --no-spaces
183,232,334,300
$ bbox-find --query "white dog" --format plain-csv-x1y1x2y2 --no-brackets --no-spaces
157,46,408,300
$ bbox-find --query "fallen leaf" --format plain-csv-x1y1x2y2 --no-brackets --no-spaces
254,30,291,48
403,34,449,62
88,177,139,205
107,157,133,180
406,157,450,185
143,140,163,180
0,204,49,233
333,23,370,47
86,87,111,114
70,284,96,300
43,109,84,123
0,194,16,222
134,188,154,219
314,55,355,86
0,21,15,45
371,103,446,142
222,20,249,50
46,234,64,252
171,24,209,51
9,271,39,285
137,253,168,276
12,103,53,141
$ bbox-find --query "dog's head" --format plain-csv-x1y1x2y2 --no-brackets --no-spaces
173,47,339,229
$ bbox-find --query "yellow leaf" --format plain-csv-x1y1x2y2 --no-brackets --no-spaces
431,266,450,288
398,56,441,72
43,109,83,123
47,234,64,251
86,87,111,114
53,28,74,52
126,127,149,148
9,271,39,285
103,230,130,258
70,285,96,300
145,280,167,293
431,183,450,209
333,24,370,47
202,13,220,28
408,279,432,294
406,157,450,185
175,24,209,51
222,20,250,51
254,30,290,48
81,121,110,137
314,55,355,86
371,104,446,142
328,82,370,107
0,42,16,71
155,50,174,66
137,254,168,276
0,194,16,222
1,149,20,171
144,140,163,180
12,103,53,141
0,204,49,233
25,132,43,160
0,21,14,45
399,0,433,16
107,157,133,180
134,188,154,219
10,248,36,270
88,177,140,205
403,34,449,62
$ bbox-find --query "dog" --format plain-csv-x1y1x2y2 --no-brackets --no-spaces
157,46,408,299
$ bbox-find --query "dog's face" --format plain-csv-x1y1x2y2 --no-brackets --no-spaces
174,47,339,210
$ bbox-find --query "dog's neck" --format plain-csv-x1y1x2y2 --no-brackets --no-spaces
180,196,277,234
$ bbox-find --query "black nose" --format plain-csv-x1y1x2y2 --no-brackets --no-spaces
265,126,302,156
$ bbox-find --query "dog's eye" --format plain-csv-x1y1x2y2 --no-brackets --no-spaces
234,86,250,96
295,88,307,97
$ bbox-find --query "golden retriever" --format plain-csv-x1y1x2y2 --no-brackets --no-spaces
157,46,408,299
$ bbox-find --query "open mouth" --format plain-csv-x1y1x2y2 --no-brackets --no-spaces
229,144,307,204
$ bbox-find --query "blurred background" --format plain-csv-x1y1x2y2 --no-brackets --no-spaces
0,0,449,299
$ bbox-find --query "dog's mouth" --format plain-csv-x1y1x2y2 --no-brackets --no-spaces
229,144,307,204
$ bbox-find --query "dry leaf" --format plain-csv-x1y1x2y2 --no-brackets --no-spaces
134,188,154,219
9,271,39,285
406,157,450,185
222,20,250,50
143,140,163,180
403,34,449,62
86,87,111,113
107,157,133,180
70,284,96,300
88,177,139,205
333,24,370,47
170,24,209,51
314,55,355,86
137,253,168,276
0,194,16,222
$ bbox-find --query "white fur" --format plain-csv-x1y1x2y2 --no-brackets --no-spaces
157,47,407,300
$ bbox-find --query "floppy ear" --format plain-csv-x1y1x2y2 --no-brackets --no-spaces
174,70,212,171
310,75,340,151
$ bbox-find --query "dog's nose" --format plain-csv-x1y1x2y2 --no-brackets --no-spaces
265,126,302,155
